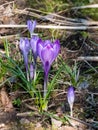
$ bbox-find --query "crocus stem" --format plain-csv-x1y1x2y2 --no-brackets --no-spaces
34,66,36,82
44,74,48,97
30,34,32,38
23,54,29,81
70,104,73,117
26,67,29,81
33,57,37,82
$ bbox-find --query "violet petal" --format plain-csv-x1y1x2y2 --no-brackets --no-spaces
19,38,30,54
30,36,40,57
53,40,60,59
67,86,75,106
27,20,36,35
41,44,54,65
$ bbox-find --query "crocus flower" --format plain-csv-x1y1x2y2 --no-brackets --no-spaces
27,20,36,37
67,86,75,117
38,39,60,97
38,39,60,77
19,38,30,81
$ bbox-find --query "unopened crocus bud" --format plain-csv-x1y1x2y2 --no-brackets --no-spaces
30,36,41,60
30,36,41,82
19,38,30,55
30,63,34,80
67,86,75,117
19,38,30,81
27,20,36,37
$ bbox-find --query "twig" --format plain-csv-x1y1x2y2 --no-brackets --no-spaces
84,60,98,73
0,24,26,28
76,56,98,61
87,92,98,95
15,8,98,26
0,34,19,41
72,4,98,9
16,111,39,117
22,98,35,103
67,115,92,127
21,8,98,25
1,24,98,30
23,103,38,111
14,8,42,19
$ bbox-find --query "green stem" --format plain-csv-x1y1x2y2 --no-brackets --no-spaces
44,73,48,98
33,57,37,82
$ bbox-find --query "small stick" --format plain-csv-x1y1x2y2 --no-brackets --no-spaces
1,24,98,30
67,115,92,127
16,111,39,117
76,56,98,61
0,34,19,40
72,4,98,9
23,103,38,111
17,111,33,117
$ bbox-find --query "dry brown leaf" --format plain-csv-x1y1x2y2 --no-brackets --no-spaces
2,16,11,24
0,87,14,112
3,5,14,17
3,16,16,24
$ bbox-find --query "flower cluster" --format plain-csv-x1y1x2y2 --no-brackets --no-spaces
19,20,40,81
19,20,60,97
19,20,76,114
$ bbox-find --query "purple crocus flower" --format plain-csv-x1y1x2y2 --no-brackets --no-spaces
27,20,36,37
38,39,60,97
67,86,75,117
19,38,30,81
38,39,60,77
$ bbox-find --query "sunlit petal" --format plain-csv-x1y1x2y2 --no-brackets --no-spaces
67,86,75,106
41,44,54,65
44,40,52,46
53,40,60,59
19,38,25,52
19,38,30,54
37,40,44,59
